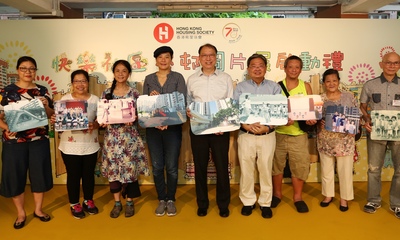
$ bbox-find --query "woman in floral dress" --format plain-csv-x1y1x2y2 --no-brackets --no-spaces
317,69,359,212
100,60,149,218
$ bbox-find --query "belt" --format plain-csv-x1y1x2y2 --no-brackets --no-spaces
240,127,274,135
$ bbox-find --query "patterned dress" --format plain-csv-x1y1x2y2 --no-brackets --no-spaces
100,87,149,183
317,91,358,157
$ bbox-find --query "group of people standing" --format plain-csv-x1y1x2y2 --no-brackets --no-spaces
0,46,399,230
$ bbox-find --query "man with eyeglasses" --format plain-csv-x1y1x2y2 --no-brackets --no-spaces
186,43,233,218
360,52,400,219
233,54,281,218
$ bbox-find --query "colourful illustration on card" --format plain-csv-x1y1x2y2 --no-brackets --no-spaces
239,94,288,126
137,92,186,128
371,110,400,141
4,99,48,132
189,98,239,135
288,95,323,120
97,98,136,124
54,100,88,131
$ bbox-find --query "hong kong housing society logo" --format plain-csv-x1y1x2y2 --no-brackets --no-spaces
154,23,174,43
223,23,242,43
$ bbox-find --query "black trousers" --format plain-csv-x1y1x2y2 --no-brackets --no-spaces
61,152,98,204
190,131,231,210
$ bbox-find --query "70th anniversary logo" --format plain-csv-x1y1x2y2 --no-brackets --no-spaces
153,23,241,43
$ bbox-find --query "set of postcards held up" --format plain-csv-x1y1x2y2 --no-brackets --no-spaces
6,92,395,141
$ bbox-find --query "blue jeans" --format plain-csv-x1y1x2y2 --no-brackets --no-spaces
146,125,182,201
367,136,400,207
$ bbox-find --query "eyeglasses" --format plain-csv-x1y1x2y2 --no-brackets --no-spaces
383,61,400,66
200,54,217,59
72,80,88,84
19,67,38,72
249,65,266,69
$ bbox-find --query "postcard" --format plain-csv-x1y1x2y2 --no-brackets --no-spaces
189,98,239,135
324,105,361,134
4,99,48,132
137,91,186,128
288,95,323,120
370,110,400,141
54,100,88,131
239,94,288,125
97,98,136,124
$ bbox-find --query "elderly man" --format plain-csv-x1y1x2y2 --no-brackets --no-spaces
360,52,400,219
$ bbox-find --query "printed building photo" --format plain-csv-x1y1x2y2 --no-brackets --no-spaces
4,99,48,132
137,91,186,128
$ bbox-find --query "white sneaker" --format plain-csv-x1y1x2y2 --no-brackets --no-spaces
363,202,381,213
390,207,400,219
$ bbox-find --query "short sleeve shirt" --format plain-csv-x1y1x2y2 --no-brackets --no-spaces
360,74,400,111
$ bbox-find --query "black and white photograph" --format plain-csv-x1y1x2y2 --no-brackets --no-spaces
137,91,186,128
325,105,361,134
239,94,288,126
97,98,136,124
288,95,323,120
54,100,89,131
371,110,400,141
4,99,48,132
189,98,240,135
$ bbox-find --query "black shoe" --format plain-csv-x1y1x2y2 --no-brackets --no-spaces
241,204,256,216
340,205,349,212
13,217,26,229
33,212,51,222
294,201,309,213
219,208,230,218
320,197,333,207
260,207,273,218
271,196,281,208
197,208,207,217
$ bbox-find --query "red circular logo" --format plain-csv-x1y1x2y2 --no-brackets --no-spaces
153,23,174,43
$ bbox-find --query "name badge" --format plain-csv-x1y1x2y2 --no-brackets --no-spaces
393,100,400,106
